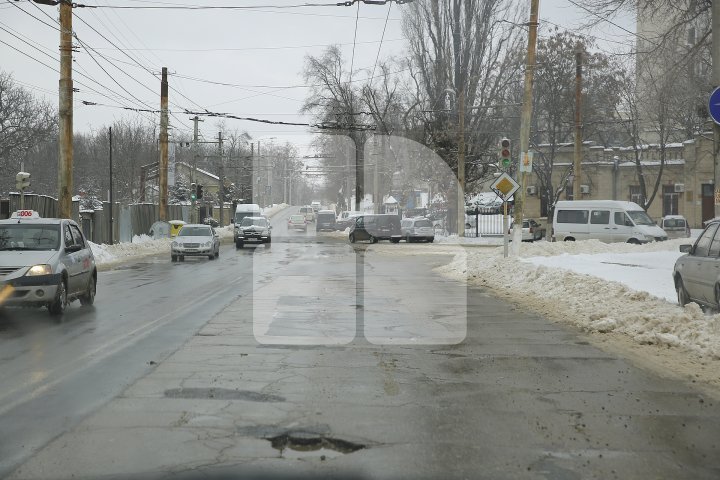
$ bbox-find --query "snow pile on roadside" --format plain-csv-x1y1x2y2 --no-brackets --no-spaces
318,227,349,239
437,243,720,358
89,234,171,266
435,234,504,245
513,238,691,257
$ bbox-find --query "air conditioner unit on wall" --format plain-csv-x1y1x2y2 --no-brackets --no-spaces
580,184,590,194
674,183,685,193
527,185,537,195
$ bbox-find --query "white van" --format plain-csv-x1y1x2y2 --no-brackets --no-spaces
552,200,668,244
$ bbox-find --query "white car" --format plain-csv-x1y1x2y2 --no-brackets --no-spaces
171,224,220,261
0,210,96,316
287,214,307,232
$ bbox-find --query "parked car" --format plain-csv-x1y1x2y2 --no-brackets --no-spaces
510,219,545,242
0,210,97,316
235,216,272,248
674,220,720,308
172,224,220,261
202,217,219,228
287,214,307,232
316,210,337,231
400,217,435,243
311,201,321,213
660,215,691,239
552,200,667,243
349,214,401,244
299,206,315,223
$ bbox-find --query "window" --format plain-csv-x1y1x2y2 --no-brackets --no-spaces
709,231,720,257
663,218,686,228
694,223,718,257
614,212,632,227
70,225,85,248
557,210,588,224
590,210,610,225
662,185,679,216
64,225,75,248
629,185,644,206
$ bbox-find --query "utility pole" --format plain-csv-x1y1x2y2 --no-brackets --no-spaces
251,142,256,204
573,45,584,200
191,115,201,223
58,0,73,219
109,127,114,244
374,136,382,214
457,88,466,236
513,0,540,252
218,131,225,226
714,0,720,216
159,67,169,221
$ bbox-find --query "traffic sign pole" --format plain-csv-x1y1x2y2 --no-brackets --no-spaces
503,200,509,258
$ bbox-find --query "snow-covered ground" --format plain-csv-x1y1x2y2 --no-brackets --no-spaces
432,236,720,359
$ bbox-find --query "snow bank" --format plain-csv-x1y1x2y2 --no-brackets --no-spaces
434,239,720,358
89,234,172,267
261,203,289,218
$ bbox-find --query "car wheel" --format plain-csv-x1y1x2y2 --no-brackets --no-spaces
390,238,400,244
677,277,690,306
627,238,641,245
237,241,244,249
79,274,96,307
171,255,177,262
349,233,356,243
179,255,185,262
370,236,378,244
428,237,434,243
208,254,214,260
48,279,67,316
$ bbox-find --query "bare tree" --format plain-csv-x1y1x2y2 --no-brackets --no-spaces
401,0,525,190
0,72,57,193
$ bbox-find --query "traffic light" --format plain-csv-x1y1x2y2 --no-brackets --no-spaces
190,183,197,201
197,184,204,200
16,172,31,190
499,138,511,169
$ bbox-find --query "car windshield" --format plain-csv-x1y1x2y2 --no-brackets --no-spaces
178,226,211,237
664,218,686,228
627,211,656,226
0,224,60,250
240,218,267,227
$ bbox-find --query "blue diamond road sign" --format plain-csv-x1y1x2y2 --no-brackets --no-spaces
709,87,720,124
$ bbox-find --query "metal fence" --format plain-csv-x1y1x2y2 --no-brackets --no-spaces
464,207,513,238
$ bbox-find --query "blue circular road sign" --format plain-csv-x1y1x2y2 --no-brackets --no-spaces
709,87,720,124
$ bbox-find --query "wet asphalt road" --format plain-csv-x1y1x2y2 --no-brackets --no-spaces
2,207,720,479
0,208,309,476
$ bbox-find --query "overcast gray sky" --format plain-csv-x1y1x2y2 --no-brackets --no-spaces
2,0,635,153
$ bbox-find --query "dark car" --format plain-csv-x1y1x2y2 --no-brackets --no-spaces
349,214,401,244
316,210,337,231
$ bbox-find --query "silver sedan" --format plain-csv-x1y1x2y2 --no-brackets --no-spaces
171,224,220,262
674,220,720,308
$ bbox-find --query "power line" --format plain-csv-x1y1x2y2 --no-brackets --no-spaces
348,0,360,84
368,1,392,84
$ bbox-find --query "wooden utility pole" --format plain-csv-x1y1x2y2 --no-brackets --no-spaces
513,0,540,252
108,127,114,244
58,1,73,219
159,67,169,221
573,45,584,200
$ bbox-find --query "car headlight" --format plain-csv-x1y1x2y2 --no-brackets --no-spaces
26,264,52,276
172,241,179,247
203,241,211,247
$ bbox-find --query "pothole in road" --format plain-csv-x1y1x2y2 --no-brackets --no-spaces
269,432,366,459
164,388,285,402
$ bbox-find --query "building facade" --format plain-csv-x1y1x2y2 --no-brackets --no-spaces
521,133,714,228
